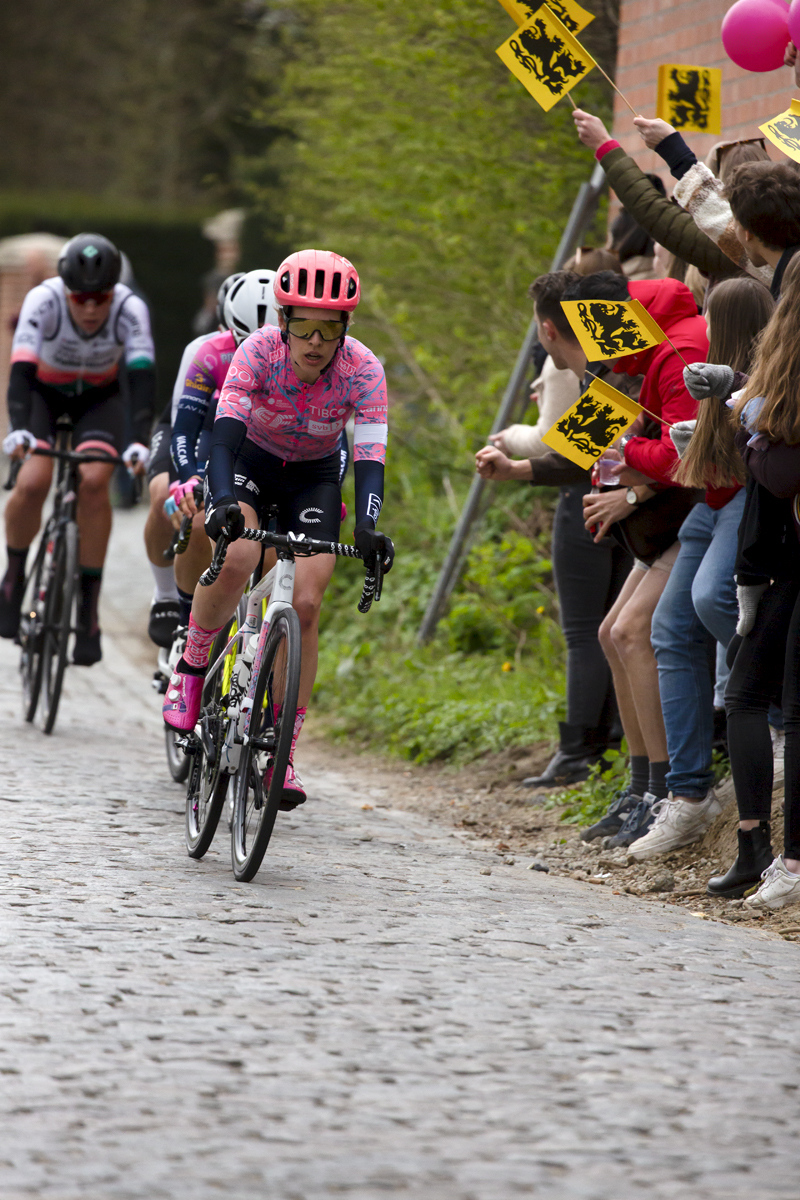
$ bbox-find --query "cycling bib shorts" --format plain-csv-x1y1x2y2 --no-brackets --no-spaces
226,440,342,543
28,381,125,453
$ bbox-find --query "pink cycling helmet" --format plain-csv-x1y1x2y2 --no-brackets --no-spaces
274,249,361,313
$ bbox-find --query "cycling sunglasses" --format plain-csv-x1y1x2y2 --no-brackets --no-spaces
286,316,347,341
67,290,114,305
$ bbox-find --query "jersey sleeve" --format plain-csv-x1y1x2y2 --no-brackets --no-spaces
351,353,388,466
117,293,155,369
10,284,56,366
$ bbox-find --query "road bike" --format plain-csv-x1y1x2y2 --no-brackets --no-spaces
182,508,385,882
14,416,117,734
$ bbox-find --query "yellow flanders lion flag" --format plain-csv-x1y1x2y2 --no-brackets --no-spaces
657,64,721,136
496,5,596,111
496,0,595,35
542,378,643,469
760,98,800,165
560,298,667,361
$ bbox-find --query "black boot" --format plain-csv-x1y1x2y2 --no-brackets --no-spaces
707,823,773,899
522,723,605,789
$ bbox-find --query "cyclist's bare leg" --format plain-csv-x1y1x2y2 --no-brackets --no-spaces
4,455,53,549
293,554,336,708
174,511,212,594
76,461,116,570
190,501,261,631
144,471,173,566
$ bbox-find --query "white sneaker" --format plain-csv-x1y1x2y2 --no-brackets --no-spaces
627,789,722,862
744,856,800,912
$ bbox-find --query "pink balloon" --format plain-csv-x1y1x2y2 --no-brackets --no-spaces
722,0,790,71
789,0,800,47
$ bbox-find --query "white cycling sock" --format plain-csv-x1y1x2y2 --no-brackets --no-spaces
150,562,179,603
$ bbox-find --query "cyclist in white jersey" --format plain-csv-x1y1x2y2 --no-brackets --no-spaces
0,233,155,664
143,272,244,647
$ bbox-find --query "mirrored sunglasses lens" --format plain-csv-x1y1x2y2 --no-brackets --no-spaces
289,319,344,340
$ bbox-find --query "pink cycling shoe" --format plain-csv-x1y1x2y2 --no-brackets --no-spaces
163,668,204,731
263,758,307,812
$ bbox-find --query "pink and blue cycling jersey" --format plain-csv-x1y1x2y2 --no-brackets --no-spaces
171,329,236,482
216,326,388,466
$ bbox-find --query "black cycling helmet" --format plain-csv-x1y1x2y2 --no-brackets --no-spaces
58,233,121,293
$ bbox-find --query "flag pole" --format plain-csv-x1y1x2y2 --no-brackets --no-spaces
591,61,638,118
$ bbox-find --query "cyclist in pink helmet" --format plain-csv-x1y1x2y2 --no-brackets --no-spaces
163,249,393,812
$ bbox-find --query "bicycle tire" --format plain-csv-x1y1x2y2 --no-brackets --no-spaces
231,607,301,882
41,521,78,735
19,529,53,723
185,619,235,859
165,726,191,783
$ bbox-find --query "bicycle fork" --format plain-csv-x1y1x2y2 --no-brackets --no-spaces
219,556,296,773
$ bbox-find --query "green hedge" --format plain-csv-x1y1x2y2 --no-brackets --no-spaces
0,192,217,411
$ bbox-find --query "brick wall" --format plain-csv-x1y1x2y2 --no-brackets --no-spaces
612,0,795,176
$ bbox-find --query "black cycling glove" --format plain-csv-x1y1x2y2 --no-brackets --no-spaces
354,519,395,574
205,501,245,543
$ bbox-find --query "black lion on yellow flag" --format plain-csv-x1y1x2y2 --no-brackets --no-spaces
510,18,587,96
576,301,653,358
667,68,712,131
764,114,800,158
555,395,629,456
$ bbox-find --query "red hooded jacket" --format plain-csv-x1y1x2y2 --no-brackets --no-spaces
614,278,708,488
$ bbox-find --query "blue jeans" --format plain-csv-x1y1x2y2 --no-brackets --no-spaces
650,491,744,798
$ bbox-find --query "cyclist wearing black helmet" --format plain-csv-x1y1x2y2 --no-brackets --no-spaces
0,232,156,665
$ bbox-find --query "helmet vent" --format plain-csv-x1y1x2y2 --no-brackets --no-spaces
331,272,341,300
298,268,307,296
257,304,267,327
347,278,358,299
314,269,325,299
280,270,291,292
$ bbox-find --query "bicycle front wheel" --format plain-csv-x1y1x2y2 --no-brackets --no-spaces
41,521,78,735
19,529,53,723
185,620,235,859
231,607,301,883
166,726,191,783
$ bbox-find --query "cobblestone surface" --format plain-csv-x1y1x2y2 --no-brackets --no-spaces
0,509,799,1199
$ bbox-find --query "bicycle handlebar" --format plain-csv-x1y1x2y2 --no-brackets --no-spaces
163,484,205,560
199,527,385,613
4,443,119,491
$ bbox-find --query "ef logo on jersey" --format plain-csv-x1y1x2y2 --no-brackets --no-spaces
299,507,323,524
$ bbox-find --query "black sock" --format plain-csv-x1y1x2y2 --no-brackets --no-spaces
648,760,670,800
78,568,103,636
176,655,206,677
630,754,649,797
2,545,28,601
177,587,193,627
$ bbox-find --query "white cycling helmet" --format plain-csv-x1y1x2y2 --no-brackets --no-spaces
223,269,280,345
215,271,245,326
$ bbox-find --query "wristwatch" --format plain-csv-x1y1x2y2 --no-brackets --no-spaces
625,487,639,506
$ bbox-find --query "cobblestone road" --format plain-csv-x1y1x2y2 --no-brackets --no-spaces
0,509,799,1199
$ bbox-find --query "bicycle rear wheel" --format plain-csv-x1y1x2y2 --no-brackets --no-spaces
231,607,301,882
19,528,53,723
41,521,78,735
185,620,235,859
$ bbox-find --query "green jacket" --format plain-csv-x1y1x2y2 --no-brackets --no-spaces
600,146,741,278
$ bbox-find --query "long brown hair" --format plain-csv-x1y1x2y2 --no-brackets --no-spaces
733,255,800,443
676,276,774,487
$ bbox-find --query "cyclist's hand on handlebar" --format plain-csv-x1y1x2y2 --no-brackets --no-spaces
3,430,37,461
123,442,150,477
168,475,202,518
354,520,395,574
205,501,245,543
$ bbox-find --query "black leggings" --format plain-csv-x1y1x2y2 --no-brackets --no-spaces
552,482,632,735
725,579,800,856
